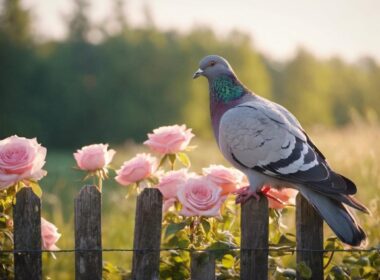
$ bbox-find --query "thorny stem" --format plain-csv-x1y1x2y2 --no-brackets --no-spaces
324,251,335,269
189,216,203,249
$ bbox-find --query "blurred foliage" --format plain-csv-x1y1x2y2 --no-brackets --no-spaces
1,0,380,149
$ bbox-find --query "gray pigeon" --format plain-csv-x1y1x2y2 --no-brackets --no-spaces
193,55,369,246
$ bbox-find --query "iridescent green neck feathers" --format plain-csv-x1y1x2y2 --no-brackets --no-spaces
211,76,245,103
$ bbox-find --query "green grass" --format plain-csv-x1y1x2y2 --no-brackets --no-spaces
39,124,380,279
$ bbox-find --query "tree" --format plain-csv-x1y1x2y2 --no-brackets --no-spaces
0,0,31,43
67,0,91,43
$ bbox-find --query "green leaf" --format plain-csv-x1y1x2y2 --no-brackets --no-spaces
276,233,296,247
158,155,168,168
177,238,190,249
102,261,118,273
176,152,191,167
168,154,176,168
343,256,358,265
30,182,43,198
167,236,179,247
201,219,211,234
297,262,312,279
173,255,185,263
357,256,370,266
207,241,232,259
329,265,348,279
165,222,187,239
373,258,380,269
221,254,234,269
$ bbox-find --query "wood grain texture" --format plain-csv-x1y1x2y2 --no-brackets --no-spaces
132,188,162,280
240,195,269,280
14,188,42,280
191,252,215,280
296,194,324,280
75,185,102,280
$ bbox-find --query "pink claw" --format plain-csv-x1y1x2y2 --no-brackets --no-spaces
261,186,285,206
233,186,260,204
233,185,285,206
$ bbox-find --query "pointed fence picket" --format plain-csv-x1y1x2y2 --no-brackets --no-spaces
13,188,42,280
74,185,102,280
240,194,269,280
10,187,324,280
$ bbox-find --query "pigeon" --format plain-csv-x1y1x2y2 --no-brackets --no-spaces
193,55,369,246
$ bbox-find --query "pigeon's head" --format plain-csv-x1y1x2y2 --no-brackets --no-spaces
193,55,235,80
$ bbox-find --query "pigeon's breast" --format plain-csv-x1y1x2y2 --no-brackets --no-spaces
210,94,252,144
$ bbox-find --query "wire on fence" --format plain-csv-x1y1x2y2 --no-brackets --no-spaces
0,247,379,254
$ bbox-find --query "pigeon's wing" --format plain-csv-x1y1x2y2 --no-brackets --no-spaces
219,100,356,195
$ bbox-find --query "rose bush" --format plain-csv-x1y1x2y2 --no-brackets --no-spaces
0,135,51,277
0,136,47,190
2,127,366,279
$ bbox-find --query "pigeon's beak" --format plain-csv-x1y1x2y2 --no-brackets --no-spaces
193,68,204,79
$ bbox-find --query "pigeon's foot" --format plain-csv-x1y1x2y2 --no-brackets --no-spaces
234,186,260,204
261,186,284,206
234,185,285,205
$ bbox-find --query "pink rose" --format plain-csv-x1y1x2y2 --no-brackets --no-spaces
157,169,190,199
163,198,177,212
177,177,226,217
115,153,157,186
74,144,115,171
203,165,244,194
262,186,298,209
157,169,195,212
41,217,61,250
0,136,47,190
144,124,194,154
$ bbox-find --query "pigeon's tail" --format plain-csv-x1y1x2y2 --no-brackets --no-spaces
297,185,367,247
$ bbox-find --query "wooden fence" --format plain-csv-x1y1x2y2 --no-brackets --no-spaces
8,185,324,280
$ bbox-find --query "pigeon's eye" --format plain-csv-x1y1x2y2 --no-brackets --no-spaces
209,61,216,67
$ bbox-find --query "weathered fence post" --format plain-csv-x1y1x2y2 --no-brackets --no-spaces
190,252,215,280
13,187,42,280
240,195,269,280
75,185,102,280
296,194,323,280
132,188,162,280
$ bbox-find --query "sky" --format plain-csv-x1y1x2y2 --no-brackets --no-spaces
22,0,380,62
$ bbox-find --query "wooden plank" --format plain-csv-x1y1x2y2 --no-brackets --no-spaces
296,194,324,280
132,188,162,280
240,195,268,280
75,185,102,280
13,188,42,280
190,252,215,280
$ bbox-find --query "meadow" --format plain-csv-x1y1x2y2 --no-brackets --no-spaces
40,123,380,279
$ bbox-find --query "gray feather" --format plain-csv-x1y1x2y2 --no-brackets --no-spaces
298,186,366,246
